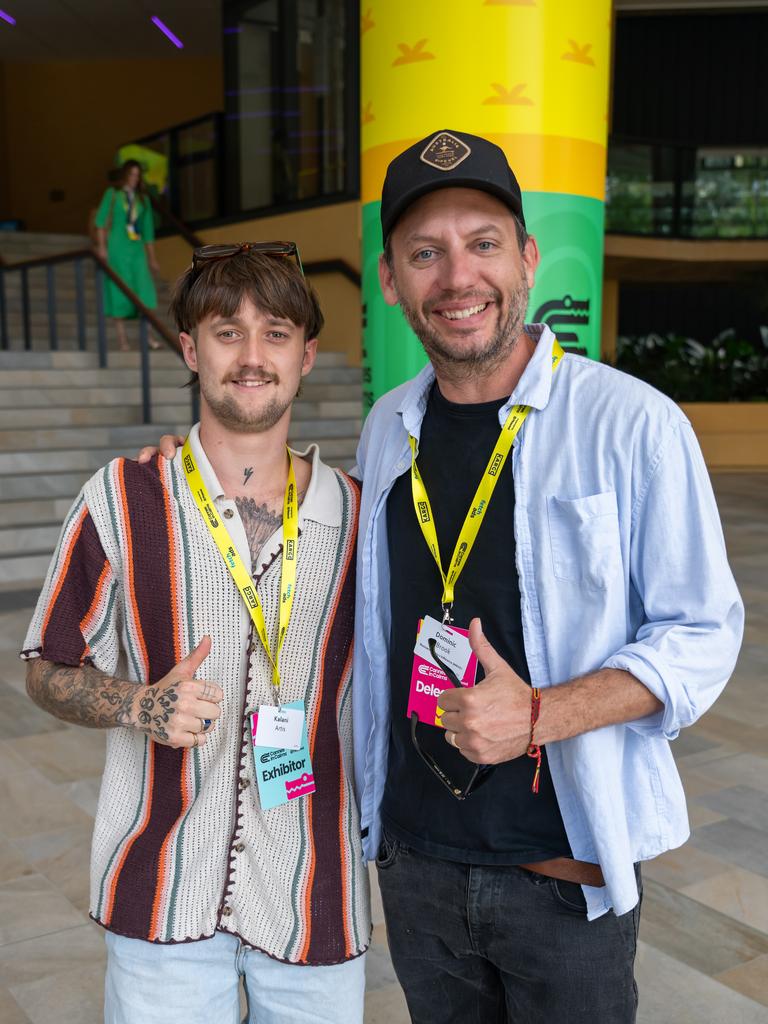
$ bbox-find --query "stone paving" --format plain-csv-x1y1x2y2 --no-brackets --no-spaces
0,473,765,1023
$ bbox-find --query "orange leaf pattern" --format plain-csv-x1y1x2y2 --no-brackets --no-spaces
392,39,436,66
483,82,533,106
561,39,595,65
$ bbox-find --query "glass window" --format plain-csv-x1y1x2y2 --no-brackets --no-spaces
223,0,355,216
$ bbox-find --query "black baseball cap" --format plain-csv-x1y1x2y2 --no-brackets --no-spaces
381,129,526,244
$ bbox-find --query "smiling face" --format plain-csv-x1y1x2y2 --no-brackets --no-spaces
179,297,317,434
380,188,539,375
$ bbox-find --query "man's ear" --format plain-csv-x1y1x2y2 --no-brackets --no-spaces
179,331,198,372
521,236,540,289
378,253,399,307
301,337,318,377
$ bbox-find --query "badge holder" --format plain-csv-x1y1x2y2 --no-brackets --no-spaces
410,640,495,801
251,700,316,811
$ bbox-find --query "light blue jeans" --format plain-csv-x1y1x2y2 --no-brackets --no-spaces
104,930,366,1024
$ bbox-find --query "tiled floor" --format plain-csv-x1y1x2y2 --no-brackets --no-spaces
0,473,766,1023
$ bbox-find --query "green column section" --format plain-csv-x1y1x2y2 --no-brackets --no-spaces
524,193,606,358
362,201,428,411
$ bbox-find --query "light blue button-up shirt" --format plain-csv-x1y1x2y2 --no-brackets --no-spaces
351,324,744,920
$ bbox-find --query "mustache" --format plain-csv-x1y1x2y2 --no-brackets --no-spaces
423,289,500,315
226,369,279,384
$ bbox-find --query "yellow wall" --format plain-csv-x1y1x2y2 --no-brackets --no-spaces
155,201,363,366
0,57,223,234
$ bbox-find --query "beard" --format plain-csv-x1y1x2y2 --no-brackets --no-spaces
200,370,293,434
395,273,530,376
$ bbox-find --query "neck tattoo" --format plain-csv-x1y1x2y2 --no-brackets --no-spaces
243,467,254,486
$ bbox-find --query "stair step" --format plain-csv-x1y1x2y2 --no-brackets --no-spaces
0,368,189,388
0,350,182,370
0,471,94,501
0,386,193,409
0,552,56,586
0,406,147,429
0,498,74,529
0,524,61,555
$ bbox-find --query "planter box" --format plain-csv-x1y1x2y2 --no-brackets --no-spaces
681,403,768,472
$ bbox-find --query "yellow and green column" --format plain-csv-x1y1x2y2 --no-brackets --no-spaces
360,0,612,409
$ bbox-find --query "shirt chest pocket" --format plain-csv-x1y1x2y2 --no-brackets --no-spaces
546,491,622,590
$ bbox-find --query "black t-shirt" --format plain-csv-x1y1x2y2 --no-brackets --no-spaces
382,382,571,864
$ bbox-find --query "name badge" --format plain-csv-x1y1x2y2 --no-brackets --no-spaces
253,704,304,750
407,617,478,728
251,700,316,810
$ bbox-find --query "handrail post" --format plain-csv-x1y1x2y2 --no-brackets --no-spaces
47,264,58,351
95,264,108,367
21,267,31,350
0,266,7,350
139,317,151,424
75,259,87,351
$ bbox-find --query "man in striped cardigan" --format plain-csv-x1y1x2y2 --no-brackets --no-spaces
21,246,370,1024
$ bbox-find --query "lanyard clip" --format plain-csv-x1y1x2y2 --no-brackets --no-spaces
442,604,454,626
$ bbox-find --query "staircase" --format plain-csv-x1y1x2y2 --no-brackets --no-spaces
0,232,362,594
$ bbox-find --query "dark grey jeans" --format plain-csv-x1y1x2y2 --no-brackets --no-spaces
376,831,641,1024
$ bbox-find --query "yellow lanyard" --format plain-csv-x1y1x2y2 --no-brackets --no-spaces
409,340,564,622
182,438,299,705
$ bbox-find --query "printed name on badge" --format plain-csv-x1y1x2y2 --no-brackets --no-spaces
253,704,304,750
415,615,473,678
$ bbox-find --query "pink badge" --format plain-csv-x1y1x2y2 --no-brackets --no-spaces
407,620,478,728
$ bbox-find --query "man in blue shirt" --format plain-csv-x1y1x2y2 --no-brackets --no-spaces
352,130,743,1022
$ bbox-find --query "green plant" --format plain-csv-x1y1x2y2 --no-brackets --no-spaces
612,330,768,402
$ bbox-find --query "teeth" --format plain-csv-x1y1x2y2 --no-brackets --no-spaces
440,303,487,320
233,380,269,387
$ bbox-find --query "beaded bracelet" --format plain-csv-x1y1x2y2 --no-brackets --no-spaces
526,686,542,794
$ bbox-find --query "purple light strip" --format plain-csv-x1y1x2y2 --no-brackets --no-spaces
0,9,16,25
151,16,183,49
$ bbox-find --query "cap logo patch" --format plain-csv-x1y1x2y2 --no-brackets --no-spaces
420,132,471,172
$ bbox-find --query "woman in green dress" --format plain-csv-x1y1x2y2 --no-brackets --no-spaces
94,160,160,351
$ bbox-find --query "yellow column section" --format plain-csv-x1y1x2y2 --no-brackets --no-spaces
361,0,612,409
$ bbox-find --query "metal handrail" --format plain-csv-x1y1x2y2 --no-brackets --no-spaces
0,248,183,425
146,192,362,288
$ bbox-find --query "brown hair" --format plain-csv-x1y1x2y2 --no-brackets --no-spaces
117,160,145,191
170,250,324,340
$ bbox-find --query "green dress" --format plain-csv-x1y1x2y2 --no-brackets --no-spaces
95,187,158,318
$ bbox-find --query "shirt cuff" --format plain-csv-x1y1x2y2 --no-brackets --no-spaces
601,643,695,741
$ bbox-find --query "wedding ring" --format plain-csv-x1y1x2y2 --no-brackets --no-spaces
192,732,199,748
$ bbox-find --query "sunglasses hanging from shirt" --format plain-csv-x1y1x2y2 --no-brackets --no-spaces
407,339,565,799
182,438,316,810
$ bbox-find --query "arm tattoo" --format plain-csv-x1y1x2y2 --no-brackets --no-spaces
235,490,305,565
25,661,182,744
25,659,139,730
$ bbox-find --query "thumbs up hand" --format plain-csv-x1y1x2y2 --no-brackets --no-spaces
130,635,224,749
436,618,533,764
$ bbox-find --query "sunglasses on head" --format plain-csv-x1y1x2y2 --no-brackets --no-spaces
191,241,304,276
